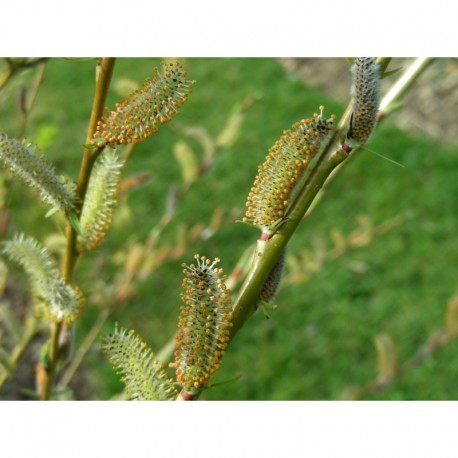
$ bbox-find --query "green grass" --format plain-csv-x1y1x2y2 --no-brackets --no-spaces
1,57,457,400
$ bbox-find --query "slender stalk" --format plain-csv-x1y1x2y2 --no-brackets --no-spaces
17,61,47,138
0,58,49,91
0,316,38,390
59,308,111,387
40,321,61,400
63,57,116,282
39,58,116,400
379,57,434,115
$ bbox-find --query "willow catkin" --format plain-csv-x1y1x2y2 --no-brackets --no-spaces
101,326,178,400
2,234,84,323
170,255,233,394
92,62,195,147
259,249,286,304
243,108,335,236
346,58,380,147
77,148,124,252
0,133,78,216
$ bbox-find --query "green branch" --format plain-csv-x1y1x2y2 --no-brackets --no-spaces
231,147,349,335
231,57,435,338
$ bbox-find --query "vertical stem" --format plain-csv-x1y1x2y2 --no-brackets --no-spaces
63,57,116,282
39,58,116,400
40,321,62,400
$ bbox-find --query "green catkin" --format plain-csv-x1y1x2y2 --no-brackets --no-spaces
101,326,178,400
259,249,286,303
243,108,335,235
77,148,124,252
170,255,233,394
346,57,380,147
0,133,78,216
1,234,84,323
92,62,196,146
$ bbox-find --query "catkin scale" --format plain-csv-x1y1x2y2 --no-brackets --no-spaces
346,58,380,147
243,109,335,235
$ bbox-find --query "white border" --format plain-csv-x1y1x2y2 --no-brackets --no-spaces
3,0,457,56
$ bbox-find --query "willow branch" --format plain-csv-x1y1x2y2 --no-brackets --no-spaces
379,57,434,115
177,57,437,400
39,58,116,400
232,57,435,337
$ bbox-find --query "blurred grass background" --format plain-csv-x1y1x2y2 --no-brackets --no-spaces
1,57,458,400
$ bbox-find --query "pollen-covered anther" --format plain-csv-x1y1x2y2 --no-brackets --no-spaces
172,255,233,393
244,109,334,235
92,62,195,146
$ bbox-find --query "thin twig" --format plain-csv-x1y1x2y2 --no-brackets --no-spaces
59,308,111,387
0,315,38,390
39,58,116,400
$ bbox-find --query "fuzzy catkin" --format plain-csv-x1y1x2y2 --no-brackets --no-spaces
346,58,380,147
102,326,178,400
2,234,84,323
244,109,335,235
0,133,78,215
170,255,233,394
93,62,195,146
77,148,124,252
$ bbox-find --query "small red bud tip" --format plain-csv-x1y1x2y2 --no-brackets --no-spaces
181,390,195,400
342,143,353,154
260,232,271,241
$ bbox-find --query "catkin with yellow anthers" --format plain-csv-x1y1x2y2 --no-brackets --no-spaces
170,255,233,394
1,234,84,323
92,62,196,147
0,133,78,215
243,109,335,235
77,148,124,252
101,326,178,401
346,57,380,147
259,249,286,303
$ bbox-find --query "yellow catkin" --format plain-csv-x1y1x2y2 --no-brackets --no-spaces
243,108,335,235
92,62,195,146
170,255,233,394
